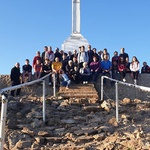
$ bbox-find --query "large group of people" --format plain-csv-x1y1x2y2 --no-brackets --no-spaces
10,45,150,97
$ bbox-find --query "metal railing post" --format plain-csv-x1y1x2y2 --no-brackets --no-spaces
101,76,104,101
53,74,56,97
42,80,46,123
115,82,119,122
0,93,8,150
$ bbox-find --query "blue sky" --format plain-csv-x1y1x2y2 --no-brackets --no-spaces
1,0,150,74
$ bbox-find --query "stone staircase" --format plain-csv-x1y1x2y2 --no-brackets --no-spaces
58,83,99,100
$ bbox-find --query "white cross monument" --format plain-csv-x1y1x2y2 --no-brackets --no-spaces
61,0,89,52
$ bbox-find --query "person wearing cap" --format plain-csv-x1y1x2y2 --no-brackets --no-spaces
10,62,21,97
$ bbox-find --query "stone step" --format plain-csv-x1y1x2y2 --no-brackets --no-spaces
60,93,99,99
58,84,99,99
59,89,97,93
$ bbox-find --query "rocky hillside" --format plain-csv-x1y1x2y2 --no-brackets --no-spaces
0,75,150,149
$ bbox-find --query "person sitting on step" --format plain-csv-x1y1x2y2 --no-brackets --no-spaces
72,66,80,84
52,57,62,86
33,59,42,80
41,58,52,85
101,54,112,83
59,70,71,89
22,59,32,83
130,56,140,85
79,62,91,84
118,57,126,82
90,56,101,83
66,60,75,81
141,61,149,74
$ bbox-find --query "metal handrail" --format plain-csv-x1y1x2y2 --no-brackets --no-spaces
0,72,56,150
101,76,150,123
0,73,52,94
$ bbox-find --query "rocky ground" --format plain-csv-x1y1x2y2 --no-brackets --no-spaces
1,87,150,150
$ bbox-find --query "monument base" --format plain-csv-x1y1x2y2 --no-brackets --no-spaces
61,33,89,52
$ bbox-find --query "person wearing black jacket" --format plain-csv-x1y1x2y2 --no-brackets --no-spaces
10,62,21,97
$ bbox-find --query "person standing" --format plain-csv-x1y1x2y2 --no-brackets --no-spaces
119,47,129,61
112,51,119,64
71,49,78,60
10,62,21,97
45,46,55,64
54,47,62,61
61,53,68,73
32,51,42,68
92,48,99,61
77,45,89,69
101,48,110,61
66,51,72,62
41,46,48,64
87,45,94,66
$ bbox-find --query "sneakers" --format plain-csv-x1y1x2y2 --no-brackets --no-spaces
123,78,126,82
83,81,88,84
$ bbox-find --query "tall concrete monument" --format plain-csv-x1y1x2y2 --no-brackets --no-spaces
61,0,89,52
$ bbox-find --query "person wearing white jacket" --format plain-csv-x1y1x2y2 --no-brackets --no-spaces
77,45,89,69
130,56,140,84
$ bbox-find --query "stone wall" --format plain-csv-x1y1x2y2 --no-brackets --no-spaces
0,75,54,97
1,74,150,100
95,73,150,100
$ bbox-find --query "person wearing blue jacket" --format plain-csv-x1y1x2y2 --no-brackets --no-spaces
59,70,71,89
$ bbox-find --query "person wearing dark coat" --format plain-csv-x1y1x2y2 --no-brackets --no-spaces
10,62,21,97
